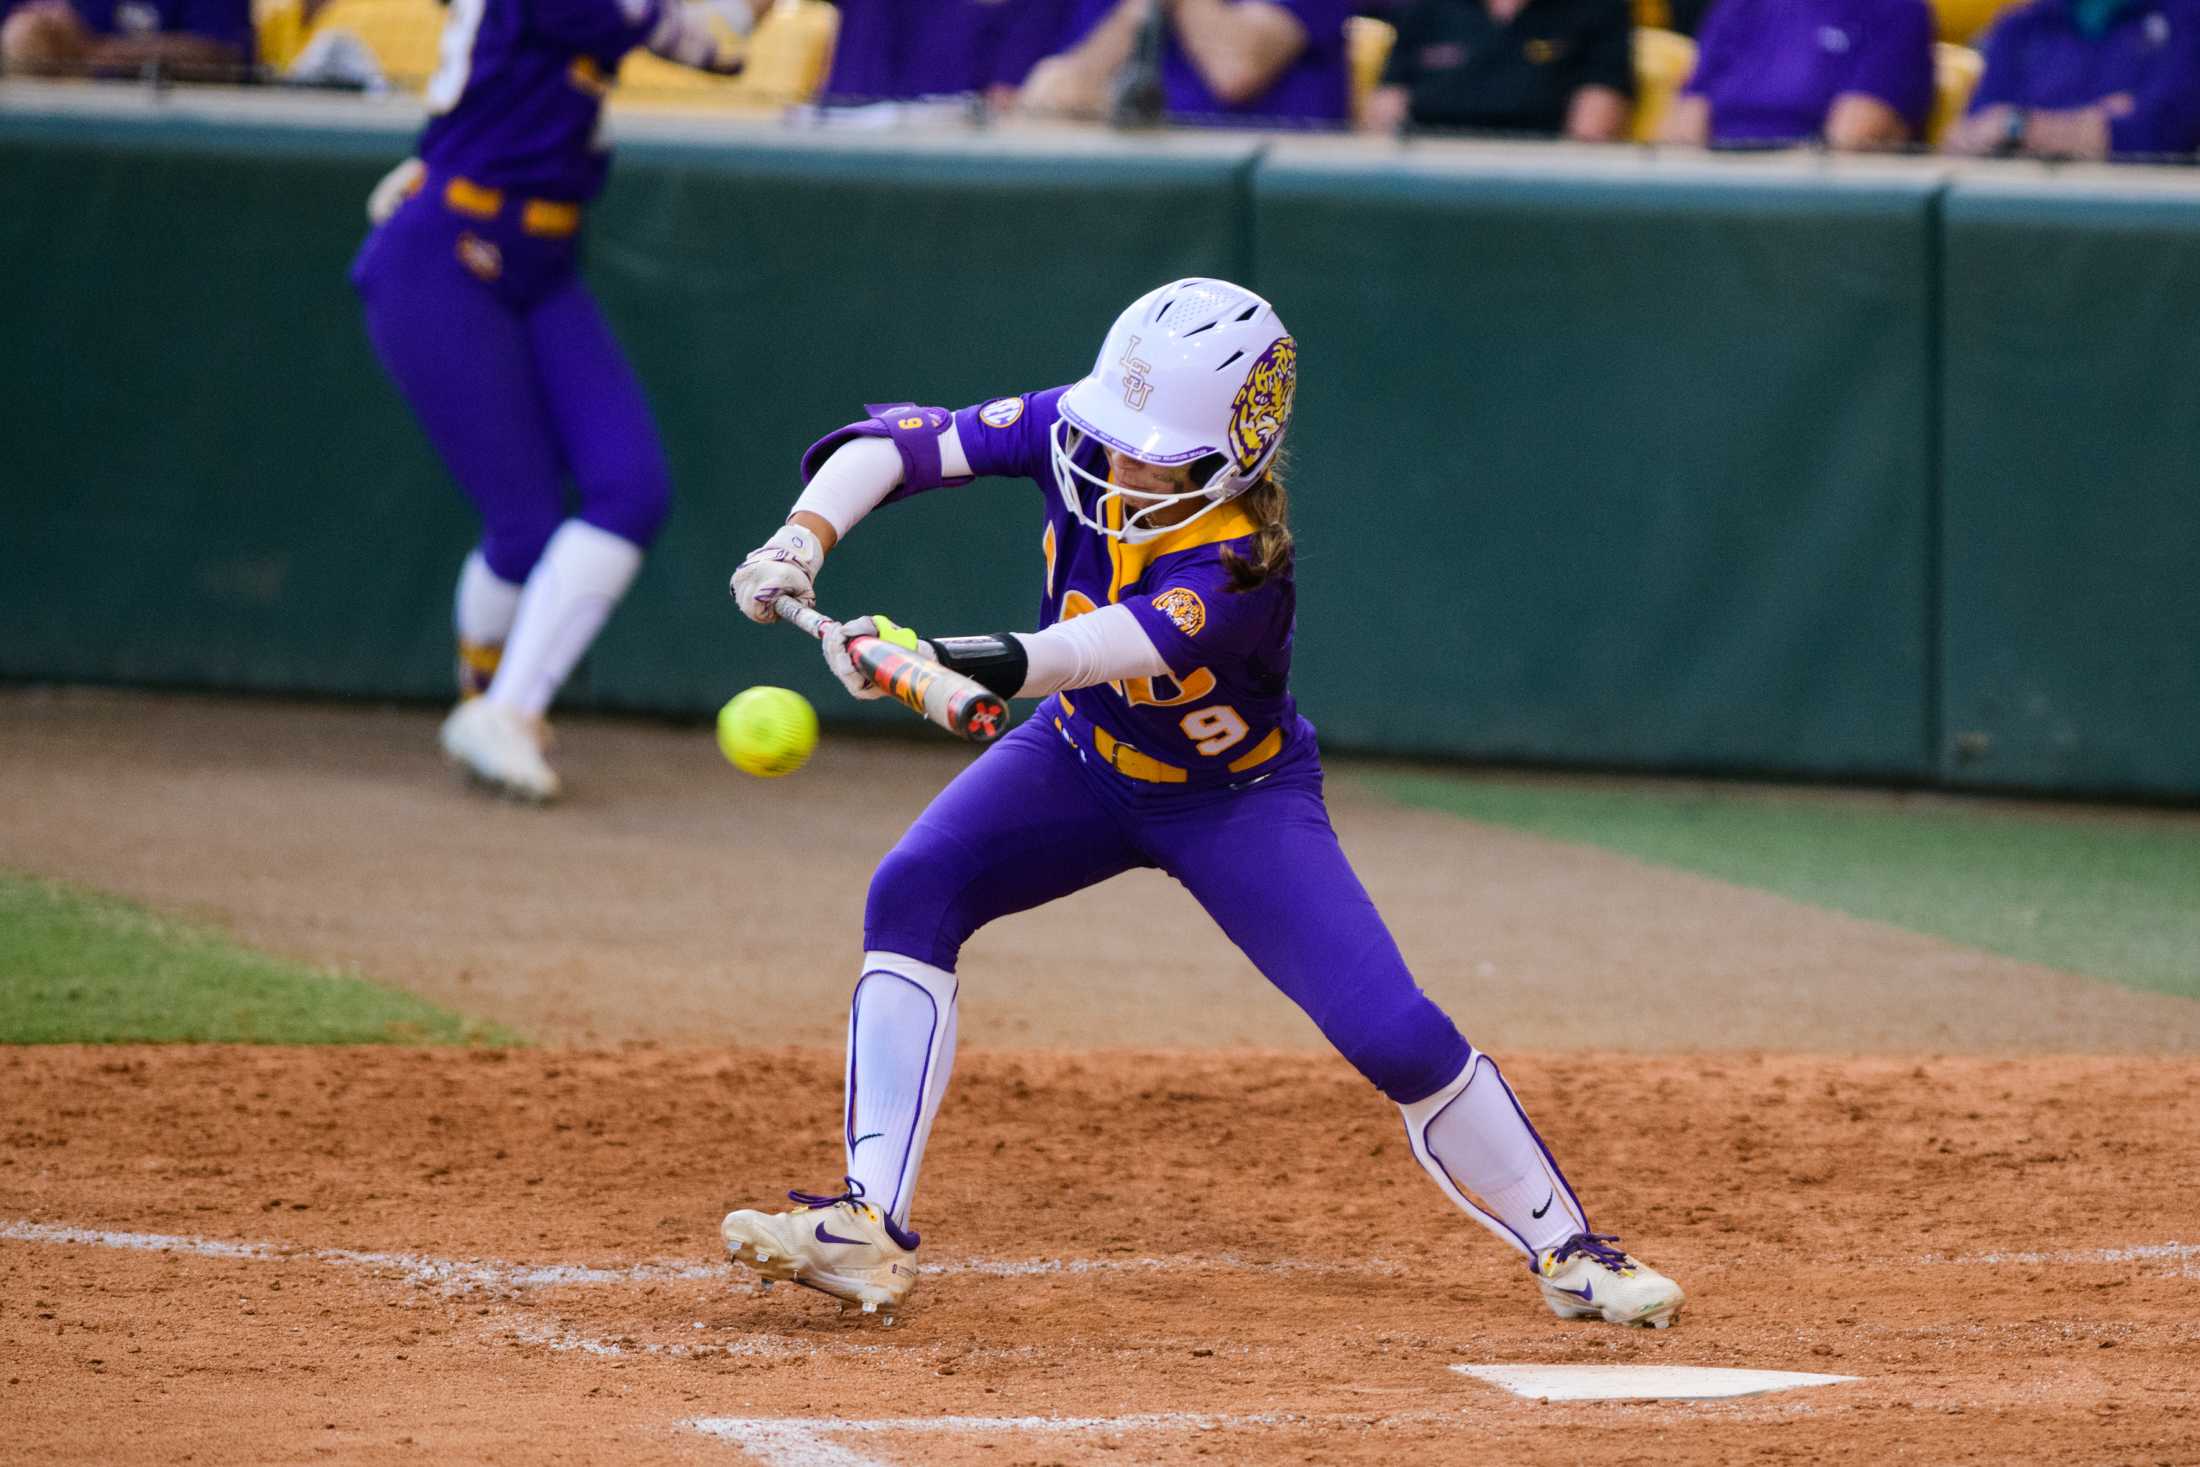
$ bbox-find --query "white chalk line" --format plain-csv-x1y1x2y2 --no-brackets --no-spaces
1917,1241,2200,1279
0,1218,1398,1293
690,1410,1399,1467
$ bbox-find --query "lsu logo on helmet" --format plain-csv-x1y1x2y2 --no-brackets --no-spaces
1152,586,1207,637
1227,336,1297,473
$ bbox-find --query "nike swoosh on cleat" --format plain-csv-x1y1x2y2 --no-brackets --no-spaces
852,1132,884,1147
1531,1192,1554,1219
1555,1282,1594,1301
814,1223,867,1246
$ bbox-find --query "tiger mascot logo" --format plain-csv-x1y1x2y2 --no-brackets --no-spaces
1227,336,1297,474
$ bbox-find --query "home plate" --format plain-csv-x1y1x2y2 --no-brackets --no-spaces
1453,1364,1858,1402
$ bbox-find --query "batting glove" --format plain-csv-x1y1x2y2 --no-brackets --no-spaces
730,523,825,624
823,615,931,701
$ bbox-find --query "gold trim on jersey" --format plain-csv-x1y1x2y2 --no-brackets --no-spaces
1103,497,1262,605
1055,694,1285,785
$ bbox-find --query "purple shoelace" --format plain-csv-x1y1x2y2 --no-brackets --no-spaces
1550,1232,1630,1270
788,1176,868,1209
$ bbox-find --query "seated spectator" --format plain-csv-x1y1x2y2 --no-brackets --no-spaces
0,0,251,78
1943,0,2200,160
1360,0,1634,140
814,0,1075,114
1658,0,1935,149
1020,0,1353,127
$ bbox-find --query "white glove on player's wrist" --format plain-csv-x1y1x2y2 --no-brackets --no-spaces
823,615,932,702
730,523,825,623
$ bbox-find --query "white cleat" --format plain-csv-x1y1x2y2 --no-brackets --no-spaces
439,697,560,803
1535,1233,1685,1329
721,1181,919,1324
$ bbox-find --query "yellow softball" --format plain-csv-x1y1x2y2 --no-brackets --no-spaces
716,686,818,778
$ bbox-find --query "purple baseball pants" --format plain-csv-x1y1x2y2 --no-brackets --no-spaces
350,196,671,583
864,711,1474,1104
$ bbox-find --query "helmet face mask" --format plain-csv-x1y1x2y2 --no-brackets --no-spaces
1051,277,1296,545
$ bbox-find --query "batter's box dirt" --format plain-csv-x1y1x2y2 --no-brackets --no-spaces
4,1046,2199,1465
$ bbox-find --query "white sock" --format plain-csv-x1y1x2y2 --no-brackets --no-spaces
484,520,643,718
1401,1049,1588,1260
844,952,958,1233
454,548,523,646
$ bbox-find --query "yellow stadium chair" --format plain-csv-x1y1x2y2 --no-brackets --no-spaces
1931,0,2012,44
1631,26,1696,143
1927,41,1984,145
296,0,442,86
254,0,309,69
616,0,838,111
1346,15,1395,125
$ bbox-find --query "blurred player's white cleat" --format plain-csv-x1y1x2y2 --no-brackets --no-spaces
439,697,560,803
1535,1232,1685,1328
721,1180,919,1324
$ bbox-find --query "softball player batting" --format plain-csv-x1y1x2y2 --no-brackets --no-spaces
722,278,1685,1328
350,0,755,802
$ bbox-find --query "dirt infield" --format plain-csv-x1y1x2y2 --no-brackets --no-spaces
6,1046,2198,1465
5,689,2200,1464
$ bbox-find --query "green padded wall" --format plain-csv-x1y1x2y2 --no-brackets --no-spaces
7,108,2198,797
1253,155,1940,779
0,118,470,699
1939,180,2200,798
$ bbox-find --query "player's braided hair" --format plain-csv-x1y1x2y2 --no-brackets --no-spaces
1218,461,1293,592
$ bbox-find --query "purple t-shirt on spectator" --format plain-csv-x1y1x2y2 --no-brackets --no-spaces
823,0,1076,102
1970,0,2200,157
1064,0,1353,125
1,0,253,54
1684,0,1934,145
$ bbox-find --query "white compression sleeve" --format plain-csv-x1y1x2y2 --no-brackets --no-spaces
1011,603,1172,697
1401,1049,1589,1260
790,423,973,541
485,521,644,719
454,548,522,647
845,952,959,1230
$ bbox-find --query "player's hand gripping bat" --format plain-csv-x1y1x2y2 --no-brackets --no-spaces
772,596,1007,745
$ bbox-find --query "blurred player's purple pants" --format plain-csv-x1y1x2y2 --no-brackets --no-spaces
865,709,1474,1105
350,196,671,583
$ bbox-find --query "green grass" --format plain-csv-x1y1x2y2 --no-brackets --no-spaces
0,873,517,1044
1368,773,2200,1001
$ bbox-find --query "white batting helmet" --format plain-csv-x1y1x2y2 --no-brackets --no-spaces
1050,277,1298,544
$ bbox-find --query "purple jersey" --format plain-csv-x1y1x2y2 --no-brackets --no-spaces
1971,0,2200,157
804,388,1305,788
417,0,666,203
1684,0,1934,145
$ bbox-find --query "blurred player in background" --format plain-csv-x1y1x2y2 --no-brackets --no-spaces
719,277,1687,1329
350,0,755,802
